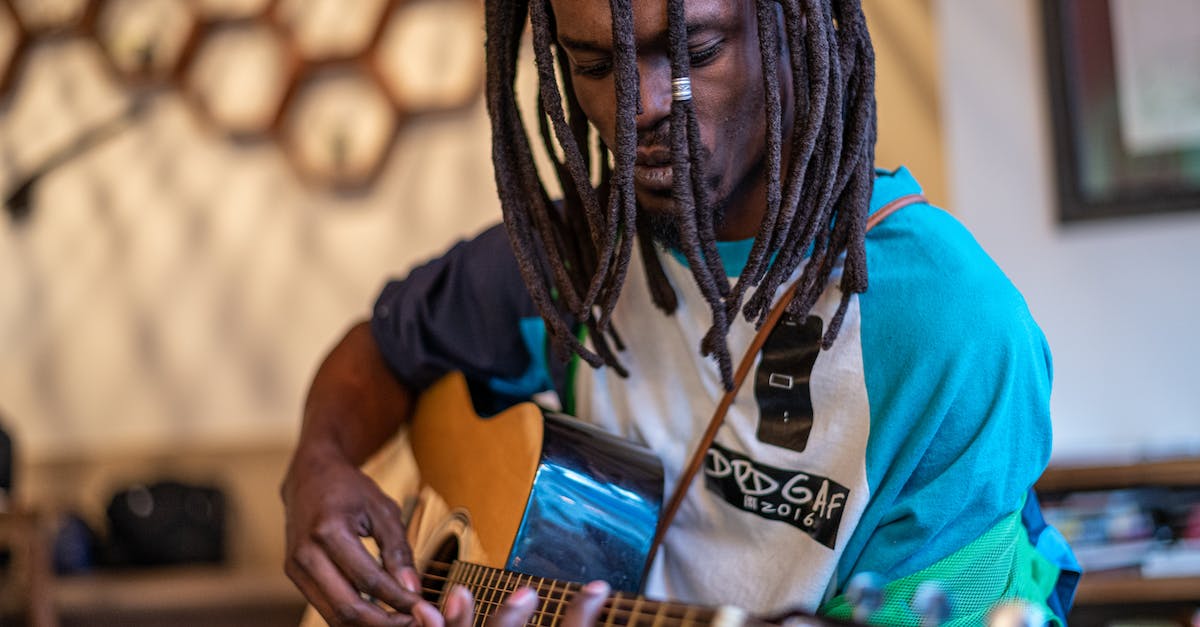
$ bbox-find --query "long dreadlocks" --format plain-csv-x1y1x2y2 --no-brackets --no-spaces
485,0,877,390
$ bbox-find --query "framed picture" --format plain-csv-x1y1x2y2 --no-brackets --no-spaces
1042,0,1200,222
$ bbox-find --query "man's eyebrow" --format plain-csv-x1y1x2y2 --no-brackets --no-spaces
557,17,726,54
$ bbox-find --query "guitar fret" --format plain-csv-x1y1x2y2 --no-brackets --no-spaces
629,595,645,627
552,580,572,627
445,563,737,627
482,564,501,619
550,577,570,627
458,563,471,626
518,571,537,619
680,605,697,627
650,601,668,627
451,562,472,614
474,565,493,627
535,578,556,627
605,591,624,627
507,571,522,616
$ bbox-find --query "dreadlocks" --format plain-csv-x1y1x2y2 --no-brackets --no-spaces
485,0,877,390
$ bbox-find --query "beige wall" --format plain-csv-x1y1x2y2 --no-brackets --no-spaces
936,0,1200,461
865,0,948,208
1,36,502,577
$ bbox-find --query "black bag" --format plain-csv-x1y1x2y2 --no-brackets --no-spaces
0,419,12,500
104,480,226,567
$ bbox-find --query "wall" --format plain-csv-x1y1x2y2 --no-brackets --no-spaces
0,40,502,463
0,24,501,577
864,0,948,207
936,0,1200,462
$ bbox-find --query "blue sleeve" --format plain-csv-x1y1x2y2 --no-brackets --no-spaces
369,223,557,399
839,202,1055,588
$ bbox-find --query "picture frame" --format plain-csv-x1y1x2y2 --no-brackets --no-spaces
1042,0,1200,223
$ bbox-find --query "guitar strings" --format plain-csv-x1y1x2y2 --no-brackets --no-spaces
421,572,708,617
461,597,715,627
414,571,718,627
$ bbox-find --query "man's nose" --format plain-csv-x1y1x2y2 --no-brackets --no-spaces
636,59,673,133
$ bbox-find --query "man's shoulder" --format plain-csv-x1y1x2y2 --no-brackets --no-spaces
859,175,1047,384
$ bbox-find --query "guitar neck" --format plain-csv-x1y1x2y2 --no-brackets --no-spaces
435,561,749,627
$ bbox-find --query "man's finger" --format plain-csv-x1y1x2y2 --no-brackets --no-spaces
485,587,539,627
367,498,416,584
561,581,610,627
412,600,446,627
290,545,412,627
319,522,422,611
443,585,475,627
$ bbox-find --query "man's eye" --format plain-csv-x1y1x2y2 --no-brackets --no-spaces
689,42,723,66
573,60,612,78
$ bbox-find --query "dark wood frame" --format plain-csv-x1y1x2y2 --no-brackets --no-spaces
1042,0,1200,223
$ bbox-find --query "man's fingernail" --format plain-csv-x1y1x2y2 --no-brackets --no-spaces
445,586,469,621
400,567,421,593
413,601,438,627
507,587,537,607
584,580,610,597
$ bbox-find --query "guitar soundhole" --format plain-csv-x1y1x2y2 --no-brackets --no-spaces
422,535,460,603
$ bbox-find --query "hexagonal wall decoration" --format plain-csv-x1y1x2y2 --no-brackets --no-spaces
194,0,273,21
185,22,292,136
282,66,397,189
0,1,23,95
10,0,90,33
376,0,484,114
274,0,388,61
96,0,196,81
1,0,490,190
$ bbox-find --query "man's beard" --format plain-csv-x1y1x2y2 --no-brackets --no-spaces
635,125,726,250
642,201,727,251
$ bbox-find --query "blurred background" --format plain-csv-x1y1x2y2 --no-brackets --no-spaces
0,0,1197,625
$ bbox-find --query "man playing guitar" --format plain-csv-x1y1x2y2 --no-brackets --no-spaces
281,0,1078,625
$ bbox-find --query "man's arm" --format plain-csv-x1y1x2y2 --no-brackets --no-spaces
281,320,424,627
281,223,552,626
293,320,413,468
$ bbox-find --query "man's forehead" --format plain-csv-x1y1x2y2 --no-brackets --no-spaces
549,0,739,46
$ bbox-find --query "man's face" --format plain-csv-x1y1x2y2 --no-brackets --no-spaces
549,0,793,243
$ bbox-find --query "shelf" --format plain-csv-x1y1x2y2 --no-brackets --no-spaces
54,565,305,615
1075,573,1200,605
1037,457,1200,493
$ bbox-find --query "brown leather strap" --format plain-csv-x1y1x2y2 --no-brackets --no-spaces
647,192,927,563
867,193,926,231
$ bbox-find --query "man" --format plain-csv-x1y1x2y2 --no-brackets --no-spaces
282,0,1076,625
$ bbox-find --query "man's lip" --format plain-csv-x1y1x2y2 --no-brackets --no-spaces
635,147,672,167
633,163,673,190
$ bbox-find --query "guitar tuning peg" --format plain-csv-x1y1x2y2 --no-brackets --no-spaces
987,600,1048,627
845,572,885,623
910,581,951,626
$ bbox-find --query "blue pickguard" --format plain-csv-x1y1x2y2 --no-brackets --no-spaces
504,411,664,593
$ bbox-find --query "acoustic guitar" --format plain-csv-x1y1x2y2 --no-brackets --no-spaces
299,372,848,627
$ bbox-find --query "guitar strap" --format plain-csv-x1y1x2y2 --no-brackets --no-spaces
647,192,928,563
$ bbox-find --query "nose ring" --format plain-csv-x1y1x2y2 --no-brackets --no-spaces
672,76,692,102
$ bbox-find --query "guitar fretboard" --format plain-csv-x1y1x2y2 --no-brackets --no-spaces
428,561,725,627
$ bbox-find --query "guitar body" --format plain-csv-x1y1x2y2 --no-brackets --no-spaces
300,372,665,626
407,372,664,591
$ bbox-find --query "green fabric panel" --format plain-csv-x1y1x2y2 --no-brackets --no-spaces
563,325,588,416
819,507,1062,626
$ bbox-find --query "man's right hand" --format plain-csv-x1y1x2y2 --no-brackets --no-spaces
282,443,424,626
283,321,422,624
